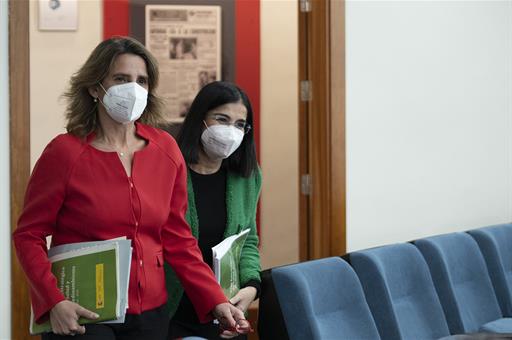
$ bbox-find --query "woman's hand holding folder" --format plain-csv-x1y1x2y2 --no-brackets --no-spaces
49,300,99,336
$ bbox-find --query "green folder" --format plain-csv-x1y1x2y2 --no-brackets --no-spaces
47,238,132,324
30,243,120,334
212,228,250,299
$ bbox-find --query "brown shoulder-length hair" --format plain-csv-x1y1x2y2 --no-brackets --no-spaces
63,36,165,137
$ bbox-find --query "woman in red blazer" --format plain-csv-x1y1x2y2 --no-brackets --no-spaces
12,37,247,339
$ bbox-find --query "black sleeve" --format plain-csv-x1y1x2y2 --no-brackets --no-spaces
242,279,261,300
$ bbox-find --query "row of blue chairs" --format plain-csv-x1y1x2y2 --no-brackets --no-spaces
258,223,512,340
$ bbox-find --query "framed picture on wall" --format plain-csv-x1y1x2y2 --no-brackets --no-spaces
38,0,78,31
145,5,222,123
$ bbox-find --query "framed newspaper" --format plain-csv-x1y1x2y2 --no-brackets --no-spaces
145,5,222,122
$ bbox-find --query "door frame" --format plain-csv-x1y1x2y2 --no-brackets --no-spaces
299,0,346,260
9,0,32,339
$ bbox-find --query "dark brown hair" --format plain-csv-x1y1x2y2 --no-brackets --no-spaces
177,81,258,177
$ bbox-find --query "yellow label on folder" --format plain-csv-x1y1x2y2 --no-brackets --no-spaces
96,263,104,309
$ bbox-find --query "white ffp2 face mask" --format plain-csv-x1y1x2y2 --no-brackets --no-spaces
99,82,148,124
201,123,244,160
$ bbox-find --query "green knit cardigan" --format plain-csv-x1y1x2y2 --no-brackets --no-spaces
164,168,262,317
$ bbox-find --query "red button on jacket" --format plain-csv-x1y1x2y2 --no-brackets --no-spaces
13,123,226,323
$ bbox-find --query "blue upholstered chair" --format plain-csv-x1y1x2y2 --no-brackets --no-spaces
469,224,512,317
271,257,380,340
351,243,451,340
415,232,512,334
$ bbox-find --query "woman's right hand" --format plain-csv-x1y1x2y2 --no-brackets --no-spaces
49,300,99,336
212,302,248,338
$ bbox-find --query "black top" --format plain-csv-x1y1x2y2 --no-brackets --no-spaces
191,167,228,268
169,167,256,340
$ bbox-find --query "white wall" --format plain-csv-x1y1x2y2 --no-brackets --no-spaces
260,0,300,269
0,0,11,338
346,1,512,251
30,0,102,166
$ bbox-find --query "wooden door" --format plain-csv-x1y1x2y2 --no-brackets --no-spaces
10,0,33,339
298,0,346,260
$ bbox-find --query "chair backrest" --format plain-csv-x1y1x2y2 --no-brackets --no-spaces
271,257,380,340
351,243,450,340
258,269,290,340
469,224,512,317
415,232,503,333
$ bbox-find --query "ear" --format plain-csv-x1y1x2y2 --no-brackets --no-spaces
88,85,100,100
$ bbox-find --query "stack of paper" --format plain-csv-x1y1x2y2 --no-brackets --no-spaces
212,229,250,299
30,238,132,334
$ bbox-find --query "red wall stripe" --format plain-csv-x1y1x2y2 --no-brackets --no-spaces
103,0,130,39
235,0,260,161
235,0,261,237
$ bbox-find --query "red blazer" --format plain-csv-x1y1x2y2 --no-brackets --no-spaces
13,123,226,323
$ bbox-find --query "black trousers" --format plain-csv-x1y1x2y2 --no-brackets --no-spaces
168,319,247,340
42,305,168,340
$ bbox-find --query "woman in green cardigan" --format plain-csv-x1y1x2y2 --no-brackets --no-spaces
166,81,261,340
